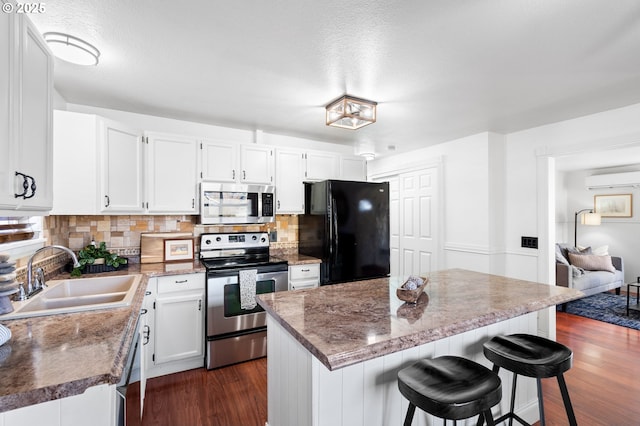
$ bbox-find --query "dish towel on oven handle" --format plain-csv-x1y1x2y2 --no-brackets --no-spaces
239,269,258,310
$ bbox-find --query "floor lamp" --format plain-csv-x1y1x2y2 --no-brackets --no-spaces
574,209,601,247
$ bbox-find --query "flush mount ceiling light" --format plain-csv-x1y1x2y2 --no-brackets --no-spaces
43,32,100,66
326,95,377,130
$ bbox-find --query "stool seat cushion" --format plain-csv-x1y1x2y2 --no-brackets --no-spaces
397,355,502,420
483,334,573,378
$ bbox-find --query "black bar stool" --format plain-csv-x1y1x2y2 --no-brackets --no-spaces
482,334,577,426
397,355,501,426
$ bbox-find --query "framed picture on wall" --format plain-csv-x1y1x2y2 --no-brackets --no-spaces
594,194,632,217
163,238,194,262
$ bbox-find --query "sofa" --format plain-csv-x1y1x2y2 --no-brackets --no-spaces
556,243,624,310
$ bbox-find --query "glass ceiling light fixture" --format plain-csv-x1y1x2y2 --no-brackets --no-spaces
43,32,100,66
326,95,377,130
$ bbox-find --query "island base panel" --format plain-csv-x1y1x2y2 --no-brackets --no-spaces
267,312,542,426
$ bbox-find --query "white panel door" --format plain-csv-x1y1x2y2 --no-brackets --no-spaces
400,168,437,277
387,177,400,277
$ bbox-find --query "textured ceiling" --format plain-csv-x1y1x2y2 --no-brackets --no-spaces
29,0,640,159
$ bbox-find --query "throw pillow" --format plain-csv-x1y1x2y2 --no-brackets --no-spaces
578,244,609,255
567,252,616,273
555,244,570,265
559,244,591,262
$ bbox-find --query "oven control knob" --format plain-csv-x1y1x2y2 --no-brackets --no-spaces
205,239,211,245
252,235,257,241
216,237,222,242
261,236,266,243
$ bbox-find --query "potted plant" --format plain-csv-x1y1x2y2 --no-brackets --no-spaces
71,242,128,276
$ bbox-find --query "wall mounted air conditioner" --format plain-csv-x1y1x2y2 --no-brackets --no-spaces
585,171,640,189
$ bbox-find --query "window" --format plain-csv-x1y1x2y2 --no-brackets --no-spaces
0,216,45,259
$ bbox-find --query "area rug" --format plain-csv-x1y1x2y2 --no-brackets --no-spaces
558,292,640,330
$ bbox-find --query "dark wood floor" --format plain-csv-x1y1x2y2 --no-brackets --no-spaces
134,311,640,425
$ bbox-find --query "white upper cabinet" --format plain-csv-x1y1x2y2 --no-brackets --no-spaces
0,11,53,213
101,119,144,213
145,132,198,214
240,144,273,184
51,111,99,215
51,111,144,214
340,156,367,181
200,139,237,182
0,4,17,210
201,140,274,185
275,148,305,214
305,151,340,181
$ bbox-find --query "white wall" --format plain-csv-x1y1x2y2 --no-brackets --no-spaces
505,102,640,284
369,102,640,287
369,132,495,273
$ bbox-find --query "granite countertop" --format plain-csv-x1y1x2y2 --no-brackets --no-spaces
272,253,321,265
257,268,584,371
0,261,206,413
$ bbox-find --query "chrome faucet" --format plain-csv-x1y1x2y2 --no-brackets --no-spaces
19,245,81,299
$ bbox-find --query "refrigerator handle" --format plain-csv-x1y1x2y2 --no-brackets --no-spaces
330,196,338,256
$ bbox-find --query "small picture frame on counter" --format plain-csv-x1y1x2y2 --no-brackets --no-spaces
163,238,194,262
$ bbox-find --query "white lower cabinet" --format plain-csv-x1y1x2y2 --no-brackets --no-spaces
0,384,116,426
146,273,205,378
288,263,320,290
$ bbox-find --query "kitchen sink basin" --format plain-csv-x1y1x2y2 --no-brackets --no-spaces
2,274,143,319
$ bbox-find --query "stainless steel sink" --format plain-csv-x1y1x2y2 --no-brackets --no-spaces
2,274,143,319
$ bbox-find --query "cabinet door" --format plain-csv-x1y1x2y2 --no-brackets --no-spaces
154,291,204,364
0,4,17,209
101,119,144,212
275,148,305,213
240,144,273,184
341,156,367,181
140,287,154,416
201,139,237,182
145,132,198,213
306,151,340,181
13,15,53,211
51,111,99,214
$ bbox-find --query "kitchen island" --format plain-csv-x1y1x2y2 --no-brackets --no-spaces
256,269,583,426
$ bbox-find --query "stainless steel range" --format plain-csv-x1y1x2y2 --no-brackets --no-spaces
200,232,288,369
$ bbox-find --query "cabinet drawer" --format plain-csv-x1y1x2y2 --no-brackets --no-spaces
289,264,320,281
157,273,203,294
290,279,318,291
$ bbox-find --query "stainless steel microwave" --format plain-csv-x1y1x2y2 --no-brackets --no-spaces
200,182,275,224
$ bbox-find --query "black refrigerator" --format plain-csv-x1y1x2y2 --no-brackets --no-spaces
298,180,390,285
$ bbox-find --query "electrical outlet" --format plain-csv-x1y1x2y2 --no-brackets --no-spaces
269,230,277,242
521,236,538,249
